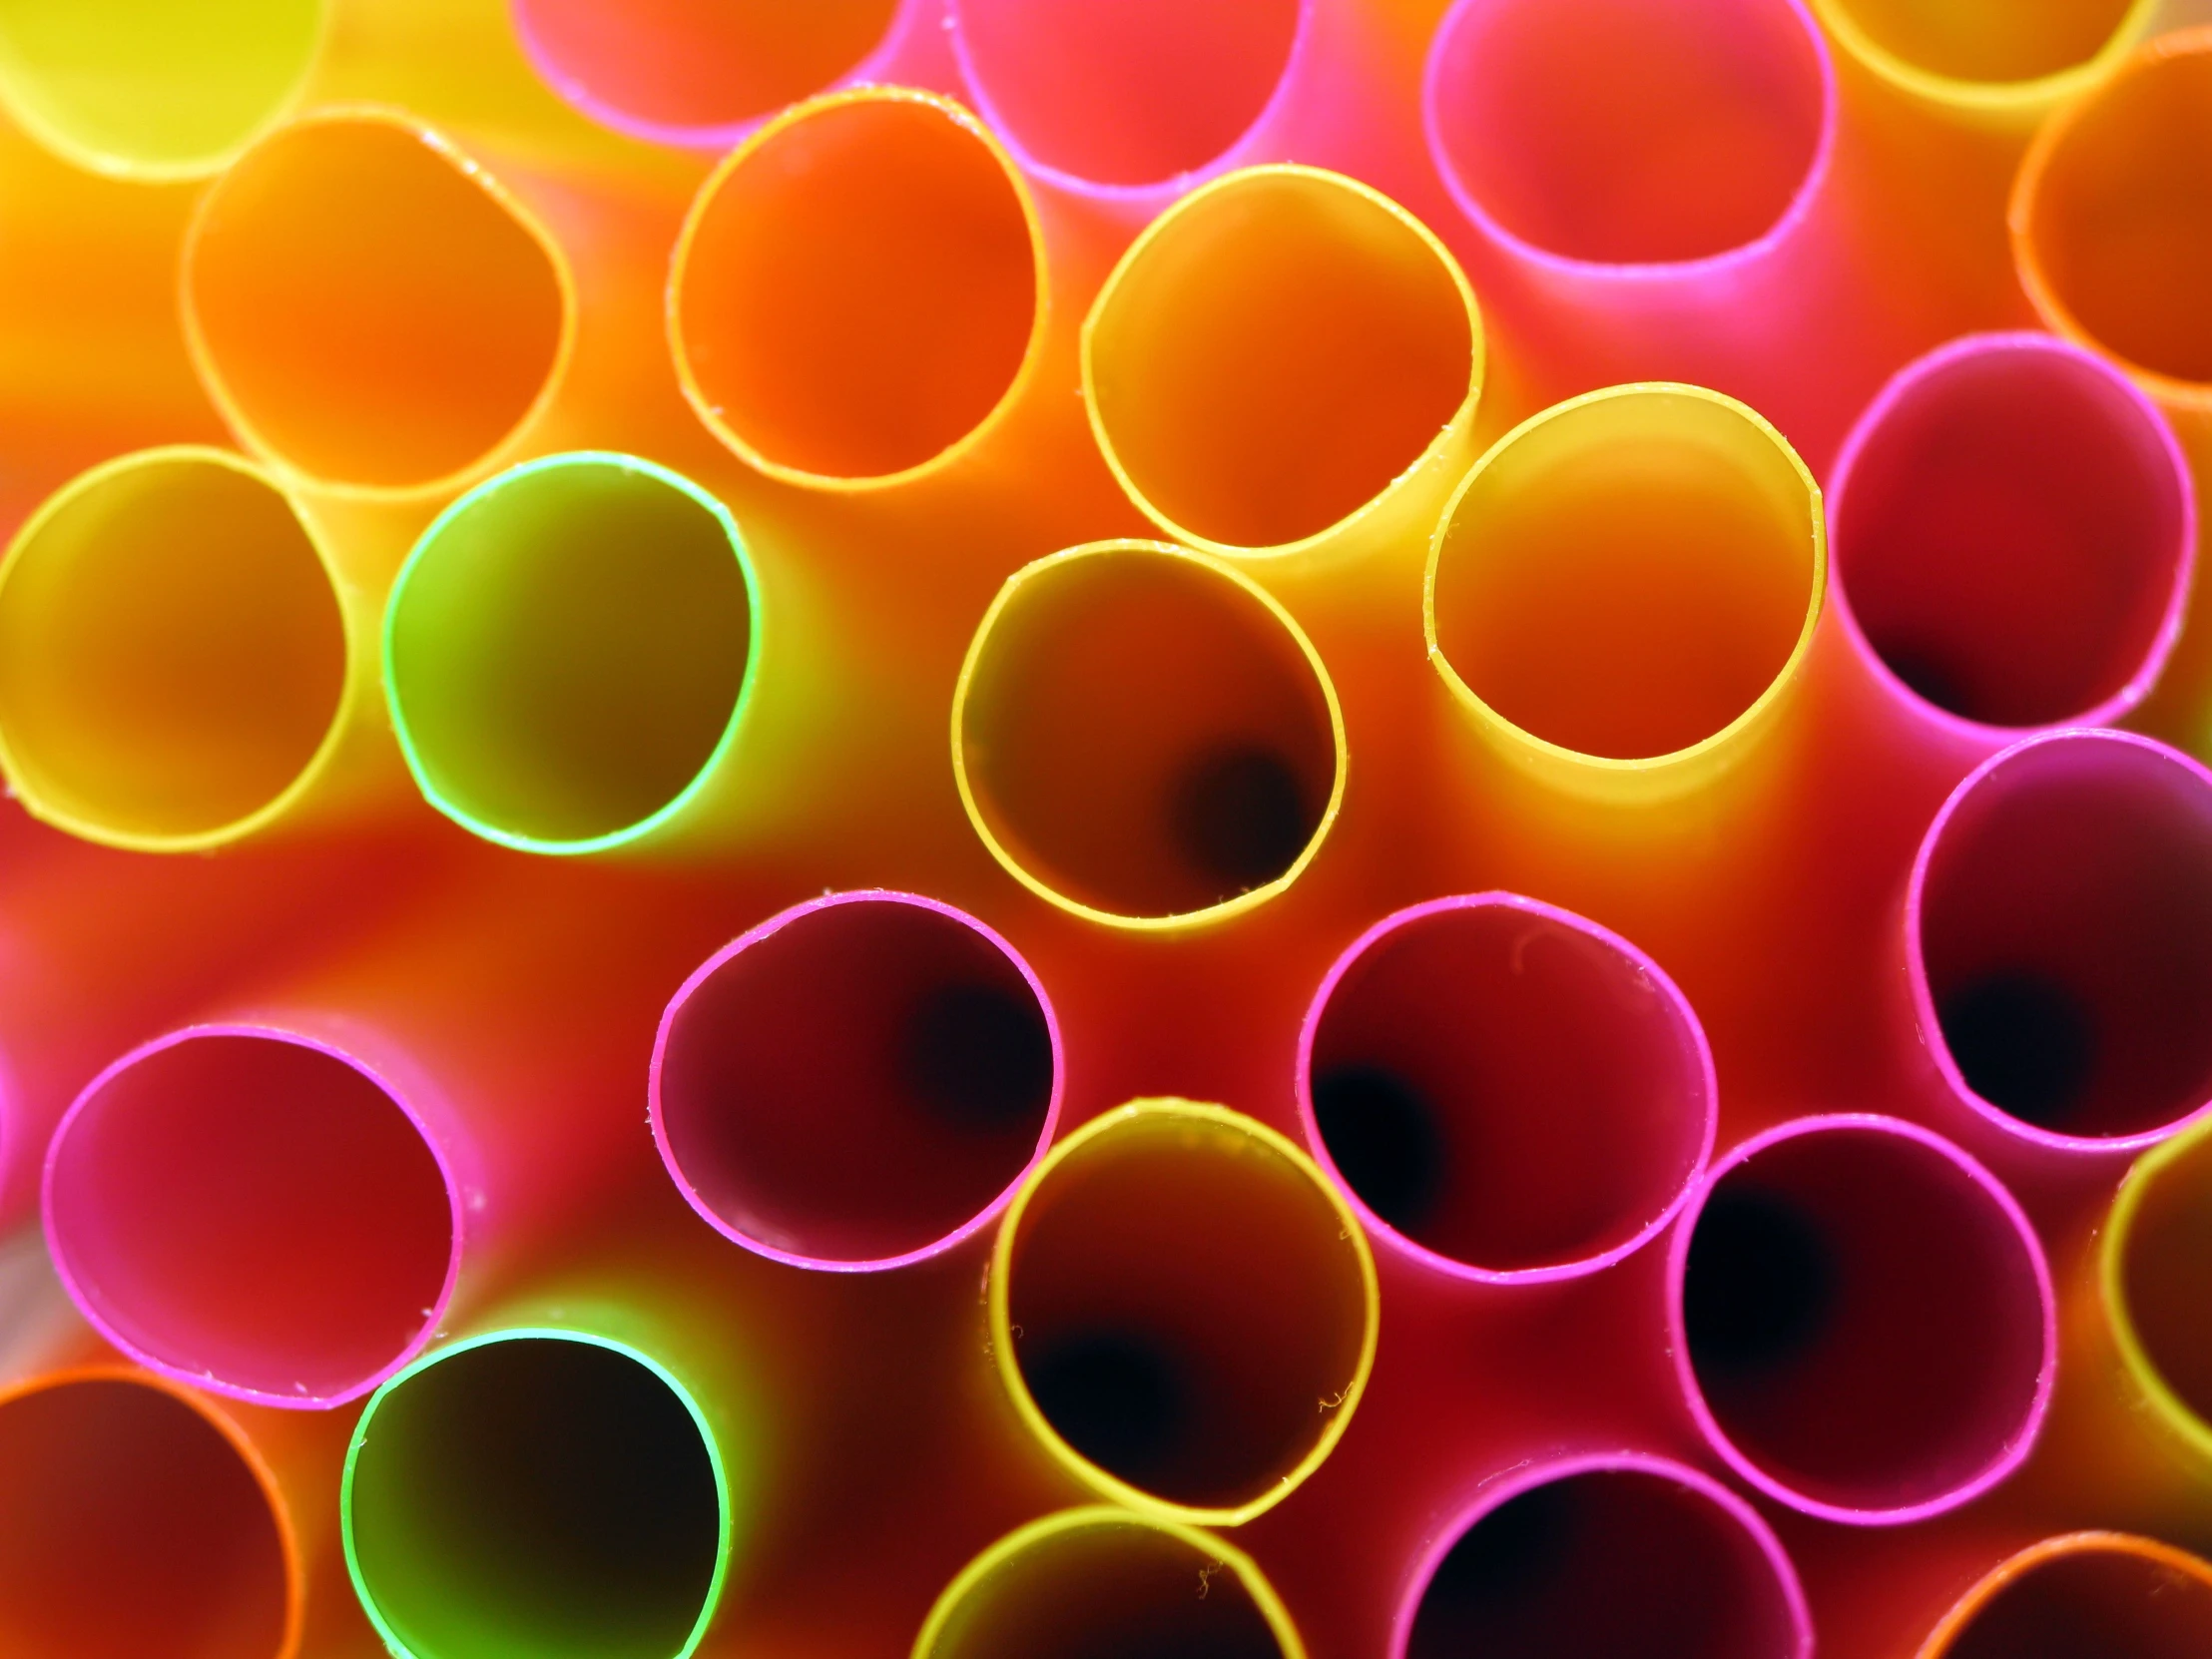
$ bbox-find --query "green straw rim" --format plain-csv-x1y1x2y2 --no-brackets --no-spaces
2102,1118,2212,1465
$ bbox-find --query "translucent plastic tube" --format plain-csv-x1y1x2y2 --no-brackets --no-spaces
915,1506,1304,1659
1810,0,2155,122
1667,1114,2054,1523
988,1099,1377,1525
1828,334,2193,742
0,0,324,179
1297,892,1714,1283
652,890,1063,1271
1917,1532,2212,1659
182,105,574,499
1902,731,2212,1153
2101,1114,2212,1470
947,0,1309,201
1392,1453,1811,1659
1082,167,1482,563
383,452,759,854
1425,383,1824,805
668,89,1046,490
953,540,1345,928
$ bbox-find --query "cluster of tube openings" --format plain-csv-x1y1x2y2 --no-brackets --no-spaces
5,2,2212,1659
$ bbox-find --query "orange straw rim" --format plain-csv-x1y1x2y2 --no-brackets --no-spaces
1915,1530,2212,1659
1811,0,2156,118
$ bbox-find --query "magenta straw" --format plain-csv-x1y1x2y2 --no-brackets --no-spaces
42,1026,463,1410
651,891,1063,1272
1903,730,2212,1155
1391,1451,1812,1659
1296,892,1715,1284
1828,333,2194,746
1666,1114,2055,1525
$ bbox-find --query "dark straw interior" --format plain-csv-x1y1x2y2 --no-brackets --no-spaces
1943,1545,2212,1659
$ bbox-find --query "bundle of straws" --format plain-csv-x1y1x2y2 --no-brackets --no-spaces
4,1,2212,1656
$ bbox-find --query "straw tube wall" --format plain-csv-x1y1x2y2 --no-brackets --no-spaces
988,1100,1377,1526
1667,1114,2054,1523
2100,1115,2212,1480
1917,1532,2212,1659
1082,166,1481,565
1810,0,2155,123
953,540,1345,928
652,891,1063,1272
1297,892,1714,1284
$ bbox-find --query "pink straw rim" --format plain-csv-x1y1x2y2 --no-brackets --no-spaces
1663,1112,2057,1525
1419,0,1838,282
1905,727,2212,1153
40,1023,465,1410
1295,892,1717,1284
649,889,1065,1273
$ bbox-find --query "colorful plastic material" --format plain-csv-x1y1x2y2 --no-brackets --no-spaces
1917,1532,2212,1659
1812,0,2155,122
2102,1114,2212,1467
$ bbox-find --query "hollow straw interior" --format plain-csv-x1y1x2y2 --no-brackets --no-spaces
917,1509,1298,1659
1084,168,1476,554
671,91,1042,486
1675,1121,2050,1518
385,454,756,851
654,893,1061,1268
1928,1535,2212,1659
1911,735,2212,1144
0,1373,294,1659
994,1103,1376,1522
0,448,347,849
0,0,322,178
1830,337,2190,731
44,1030,458,1407
2109,1124,2212,1449
345,1334,728,1659
1424,0,1828,266
1818,0,2144,89
1429,387,1820,764
950,0,1302,191
1303,895,1712,1279
511,0,899,141
1400,1462,1804,1659
184,110,570,494
956,544,1343,926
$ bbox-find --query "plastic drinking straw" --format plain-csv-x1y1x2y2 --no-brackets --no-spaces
947,0,1310,202
914,1505,1304,1659
1391,1453,1812,1659
384,452,759,855
652,891,1062,1272
181,104,575,499
1902,730,2212,1153
0,0,324,180
2100,1112,2212,1470
1425,383,1824,806
1810,0,2155,123
1081,166,1482,564
1666,1114,2055,1524
988,1099,1378,1526
1297,892,1715,1283
667,89,1046,491
508,0,916,150
1827,334,2193,744
0,446,367,852
1917,1532,2212,1659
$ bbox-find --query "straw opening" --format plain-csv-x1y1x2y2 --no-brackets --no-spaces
1819,0,2142,88
1924,1534,2212,1659
2110,1127,2212,1448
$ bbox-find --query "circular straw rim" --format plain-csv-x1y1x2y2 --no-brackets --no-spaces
1903,727,2212,1153
950,538,1349,931
40,1022,466,1410
0,1361,307,1659
1915,1529,2212,1659
180,101,580,503
1420,0,1839,282
1663,1111,2057,1525
2101,1112,2212,1464
667,86,1051,493
0,0,332,182
1824,331,2196,744
1294,890,1718,1284
341,1327,734,1659
2010,27,2212,418
1386,1449,1814,1659
382,448,763,856
1810,0,2157,118
988,1098,1381,1527
1079,164,1485,562
648,888,1068,1273
0,444,359,853
1422,381,1827,778
913,1504,1306,1659
944,0,1317,203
